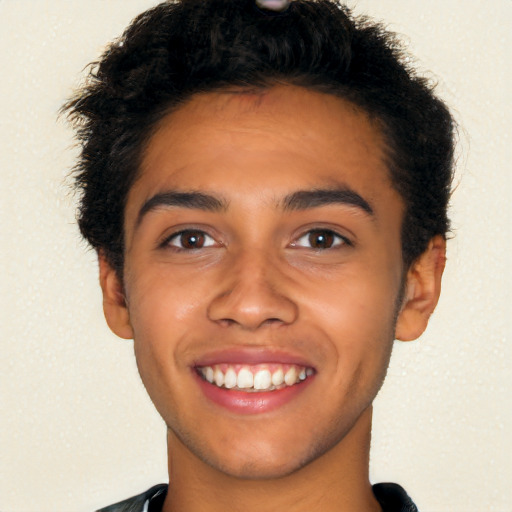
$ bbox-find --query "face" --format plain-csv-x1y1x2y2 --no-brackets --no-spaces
108,85,409,478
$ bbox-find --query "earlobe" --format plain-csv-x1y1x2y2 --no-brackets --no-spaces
98,253,134,340
395,235,446,342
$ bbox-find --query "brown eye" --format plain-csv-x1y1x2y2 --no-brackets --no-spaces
180,231,205,249
293,229,348,250
167,230,215,250
308,230,335,249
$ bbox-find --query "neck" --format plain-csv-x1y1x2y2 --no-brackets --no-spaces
162,407,381,512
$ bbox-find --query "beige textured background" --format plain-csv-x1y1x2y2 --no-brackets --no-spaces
0,1,510,511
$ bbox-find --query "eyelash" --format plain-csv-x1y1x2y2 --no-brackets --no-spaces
161,228,351,251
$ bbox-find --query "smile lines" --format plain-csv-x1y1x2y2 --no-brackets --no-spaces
197,364,314,392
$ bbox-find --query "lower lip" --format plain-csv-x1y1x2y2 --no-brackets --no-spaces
194,371,314,415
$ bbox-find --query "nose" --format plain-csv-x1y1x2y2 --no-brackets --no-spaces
207,251,298,330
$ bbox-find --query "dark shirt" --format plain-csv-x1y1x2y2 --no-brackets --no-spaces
97,482,419,512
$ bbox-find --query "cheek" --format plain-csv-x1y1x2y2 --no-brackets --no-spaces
126,270,208,417
300,266,399,371
124,268,210,393
127,266,207,335
303,263,399,326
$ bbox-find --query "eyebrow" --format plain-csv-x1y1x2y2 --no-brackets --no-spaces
282,187,374,216
136,185,374,228
136,191,227,226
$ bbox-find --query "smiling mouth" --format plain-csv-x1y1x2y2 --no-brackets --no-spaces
196,363,315,392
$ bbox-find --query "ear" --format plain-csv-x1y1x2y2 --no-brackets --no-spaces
98,252,134,340
395,235,446,341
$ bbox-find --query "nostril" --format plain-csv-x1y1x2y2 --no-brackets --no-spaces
263,318,284,326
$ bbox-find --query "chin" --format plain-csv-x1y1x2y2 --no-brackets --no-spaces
211,453,312,481
193,429,340,481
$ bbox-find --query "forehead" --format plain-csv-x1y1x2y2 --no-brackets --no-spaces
142,85,385,170
127,85,398,223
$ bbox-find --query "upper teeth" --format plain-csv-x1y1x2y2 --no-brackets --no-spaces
198,364,314,392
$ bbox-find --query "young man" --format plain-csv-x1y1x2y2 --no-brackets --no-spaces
64,1,454,510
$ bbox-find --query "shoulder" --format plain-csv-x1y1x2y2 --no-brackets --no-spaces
95,484,168,512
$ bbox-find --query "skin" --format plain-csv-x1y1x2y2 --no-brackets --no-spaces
99,85,445,512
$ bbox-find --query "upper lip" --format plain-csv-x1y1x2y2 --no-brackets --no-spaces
193,347,315,369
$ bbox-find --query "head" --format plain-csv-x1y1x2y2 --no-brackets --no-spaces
64,0,454,481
